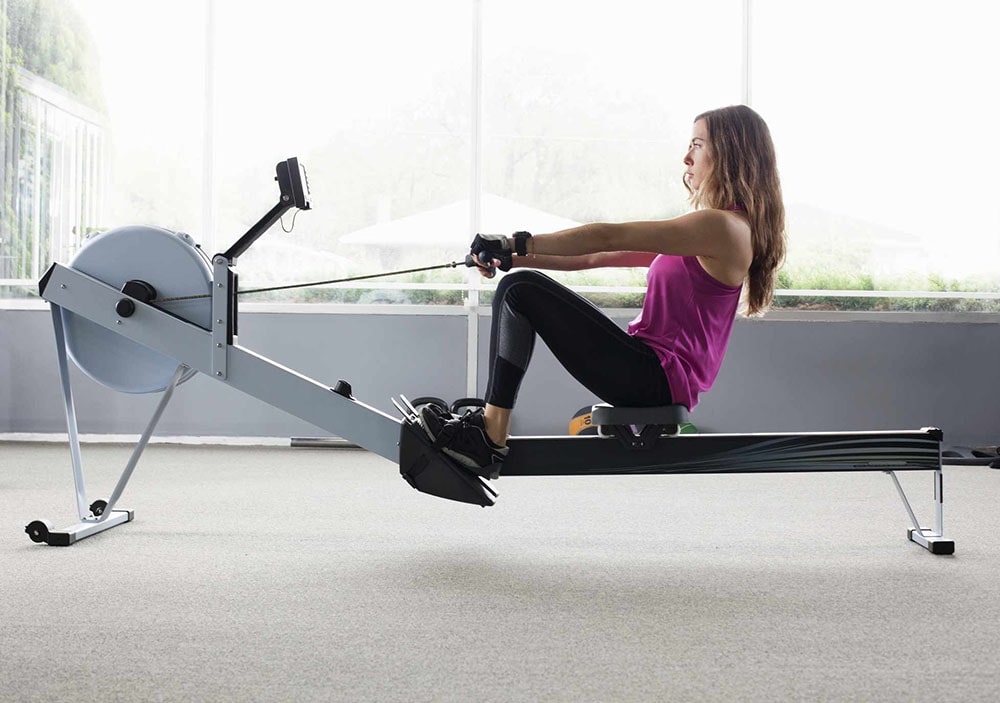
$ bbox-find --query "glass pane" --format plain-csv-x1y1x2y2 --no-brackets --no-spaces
75,0,206,236
483,0,743,294
213,0,472,304
752,0,1000,305
1,1,112,294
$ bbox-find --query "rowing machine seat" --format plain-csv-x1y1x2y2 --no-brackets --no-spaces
590,403,690,450
590,403,689,428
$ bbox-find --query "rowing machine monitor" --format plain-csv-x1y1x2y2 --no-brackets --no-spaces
277,157,311,211
222,157,311,262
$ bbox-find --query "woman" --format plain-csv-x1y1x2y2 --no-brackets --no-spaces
420,104,786,480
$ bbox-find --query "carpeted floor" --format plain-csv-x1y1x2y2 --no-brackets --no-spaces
2,441,999,702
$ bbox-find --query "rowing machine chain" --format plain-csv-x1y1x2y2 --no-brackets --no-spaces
156,259,471,303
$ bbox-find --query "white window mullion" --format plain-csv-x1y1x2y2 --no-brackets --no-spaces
202,0,217,254
466,0,485,399
742,0,752,105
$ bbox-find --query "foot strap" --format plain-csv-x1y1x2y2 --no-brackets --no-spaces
429,418,461,451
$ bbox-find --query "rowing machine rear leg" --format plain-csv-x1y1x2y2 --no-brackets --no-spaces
888,469,954,555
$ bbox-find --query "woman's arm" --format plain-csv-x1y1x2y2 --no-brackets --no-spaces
470,210,750,280
531,210,749,261
512,251,656,271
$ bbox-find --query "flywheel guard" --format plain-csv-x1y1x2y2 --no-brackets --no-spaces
62,225,213,393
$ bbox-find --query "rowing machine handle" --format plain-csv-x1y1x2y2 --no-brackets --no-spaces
464,252,496,276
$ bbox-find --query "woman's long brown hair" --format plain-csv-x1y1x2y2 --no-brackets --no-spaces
686,105,786,316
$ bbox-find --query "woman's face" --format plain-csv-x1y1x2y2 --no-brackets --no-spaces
683,119,712,191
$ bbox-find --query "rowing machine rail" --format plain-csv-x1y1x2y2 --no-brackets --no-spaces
395,412,952,554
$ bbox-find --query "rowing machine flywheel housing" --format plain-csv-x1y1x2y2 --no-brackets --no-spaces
62,225,213,393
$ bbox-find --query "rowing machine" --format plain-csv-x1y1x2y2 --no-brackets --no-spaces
396,400,951,554
27,157,953,554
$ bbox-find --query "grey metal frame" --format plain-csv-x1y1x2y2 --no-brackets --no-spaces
43,263,401,459
27,261,400,546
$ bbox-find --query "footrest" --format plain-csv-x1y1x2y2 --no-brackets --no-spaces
398,419,497,507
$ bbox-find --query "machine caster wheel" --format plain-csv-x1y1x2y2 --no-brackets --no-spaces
25,520,52,544
90,500,108,517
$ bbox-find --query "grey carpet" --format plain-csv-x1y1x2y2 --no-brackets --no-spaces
2,441,999,702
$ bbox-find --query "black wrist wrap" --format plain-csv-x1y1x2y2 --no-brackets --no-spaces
513,231,532,256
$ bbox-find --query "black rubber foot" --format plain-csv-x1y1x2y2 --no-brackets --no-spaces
927,539,956,555
908,529,955,555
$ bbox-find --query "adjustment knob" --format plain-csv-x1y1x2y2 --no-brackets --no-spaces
115,298,136,317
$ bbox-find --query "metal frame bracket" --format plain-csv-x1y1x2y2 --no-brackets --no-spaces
211,255,230,380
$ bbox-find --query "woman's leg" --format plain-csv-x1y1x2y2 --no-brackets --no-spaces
483,405,512,446
421,270,671,478
483,270,672,442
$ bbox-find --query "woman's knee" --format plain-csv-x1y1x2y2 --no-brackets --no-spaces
495,269,550,299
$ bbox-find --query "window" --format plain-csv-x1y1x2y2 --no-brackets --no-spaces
212,0,472,305
0,0,204,297
1,0,109,287
482,0,741,304
3,0,997,311
0,70,106,282
752,0,1000,311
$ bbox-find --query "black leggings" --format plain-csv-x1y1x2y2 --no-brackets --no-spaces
485,270,673,409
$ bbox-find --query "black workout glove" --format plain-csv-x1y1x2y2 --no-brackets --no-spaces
469,233,513,272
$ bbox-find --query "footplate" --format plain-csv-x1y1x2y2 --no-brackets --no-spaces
393,395,497,507
398,418,497,507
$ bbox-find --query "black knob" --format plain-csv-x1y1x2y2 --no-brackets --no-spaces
121,280,156,302
115,298,136,317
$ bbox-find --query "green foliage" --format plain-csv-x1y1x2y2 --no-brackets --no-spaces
4,0,104,109
775,268,1000,312
1,1,107,286
242,286,466,306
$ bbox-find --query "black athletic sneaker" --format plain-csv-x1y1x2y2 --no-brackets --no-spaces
417,406,508,480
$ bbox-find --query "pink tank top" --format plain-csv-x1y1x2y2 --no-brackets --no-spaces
627,255,742,409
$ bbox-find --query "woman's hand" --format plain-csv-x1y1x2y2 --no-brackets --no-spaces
464,251,503,278
469,234,513,273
